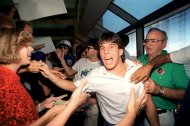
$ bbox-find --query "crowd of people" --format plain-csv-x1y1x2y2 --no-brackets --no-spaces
0,12,190,126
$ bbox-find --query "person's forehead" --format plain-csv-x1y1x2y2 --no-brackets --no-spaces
87,45,94,47
100,42,117,46
147,31,163,38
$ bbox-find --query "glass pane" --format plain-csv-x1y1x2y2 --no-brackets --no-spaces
100,10,130,32
125,32,137,58
144,8,190,53
114,0,172,20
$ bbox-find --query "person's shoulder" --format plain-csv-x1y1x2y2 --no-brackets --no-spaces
125,59,142,70
88,66,104,74
75,58,88,63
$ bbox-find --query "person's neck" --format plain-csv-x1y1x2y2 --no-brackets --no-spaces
148,55,155,61
148,53,161,61
109,62,127,77
0,63,20,73
148,50,163,61
88,56,99,62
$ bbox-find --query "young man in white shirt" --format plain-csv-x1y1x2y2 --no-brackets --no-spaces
40,32,159,126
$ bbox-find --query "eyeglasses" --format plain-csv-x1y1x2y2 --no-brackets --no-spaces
61,45,69,49
86,46,94,50
143,39,165,45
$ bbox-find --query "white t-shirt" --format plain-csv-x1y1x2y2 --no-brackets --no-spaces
170,45,190,78
170,45,190,64
72,58,102,81
74,59,144,124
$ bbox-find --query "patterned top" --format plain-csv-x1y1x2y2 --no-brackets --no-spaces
0,66,39,126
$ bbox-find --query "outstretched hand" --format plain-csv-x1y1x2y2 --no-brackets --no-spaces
65,80,91,109
40,95,68,110
28,60,44,73
116,88,147,126
130,64,152,84
128,88,147,114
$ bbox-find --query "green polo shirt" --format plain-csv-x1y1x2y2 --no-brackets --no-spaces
138,50,190,110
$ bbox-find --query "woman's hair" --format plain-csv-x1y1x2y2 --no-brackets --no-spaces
87,38,99,50
0,28,34,64
98,31,125,62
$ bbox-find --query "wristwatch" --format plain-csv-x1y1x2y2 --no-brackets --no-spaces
159,87,165,95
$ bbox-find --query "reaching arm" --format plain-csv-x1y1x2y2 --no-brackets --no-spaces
39,62,76,92
18,60,44,74
144,94,160,126
130,54,171,83
56,49,76,77
116,88,147,126
46,80,90,126
144,78,186,100
30,104,67,126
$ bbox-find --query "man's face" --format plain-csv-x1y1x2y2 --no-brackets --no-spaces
61,45,69,55
24,24,33,34
99,41,123,71
144,30,166,57
86,46,98,58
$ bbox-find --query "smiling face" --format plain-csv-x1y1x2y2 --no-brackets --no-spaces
0,29,34,67
145,29,167,59
17,43,34,66
99,41,123,71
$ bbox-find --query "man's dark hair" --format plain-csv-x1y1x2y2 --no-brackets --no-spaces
98,31,125,62
87,38,99,50
119,34,129,47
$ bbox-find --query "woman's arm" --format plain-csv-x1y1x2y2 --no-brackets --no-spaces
46,80,90,126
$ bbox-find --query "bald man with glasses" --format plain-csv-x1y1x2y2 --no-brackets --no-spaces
137,28,189,126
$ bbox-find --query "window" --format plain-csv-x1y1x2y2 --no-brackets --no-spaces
125,32,137,57
144,8,190,52
99,10,129,32
113,0,172,20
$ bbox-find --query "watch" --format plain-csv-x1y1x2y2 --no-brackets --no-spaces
159,87,165,95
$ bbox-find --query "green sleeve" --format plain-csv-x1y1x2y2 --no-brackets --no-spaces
172,63,190,90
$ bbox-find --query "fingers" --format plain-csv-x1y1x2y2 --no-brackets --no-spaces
52,70,66,79
142,77,149,83
130,87,135,99
134,77,142,84
138,89,147,109
141,91,148,109
56,94,68,100
141,90,147,102
131,76,143,84
129,87,135,106
49,94,68,103
142,92,147,105
130,72,142,84
79,79,87,89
